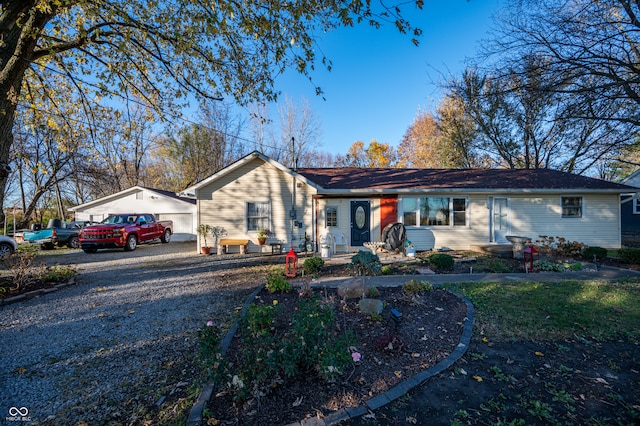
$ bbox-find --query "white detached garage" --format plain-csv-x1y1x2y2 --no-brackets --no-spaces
68,186,197,242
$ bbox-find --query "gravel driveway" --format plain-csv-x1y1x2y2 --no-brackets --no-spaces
1,242,277,424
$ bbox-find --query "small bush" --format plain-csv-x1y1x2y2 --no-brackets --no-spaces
265,273,291,293
583,246,607,262
486,258,513,273
619,248,640,264
381,265,393,275
350,250,382,276
366,286,380,297
537,260,564,272
303,256,324,274
40,265,76,283
535,235,586,259
428,253,455,272
199,321,222,360
402,279,433,295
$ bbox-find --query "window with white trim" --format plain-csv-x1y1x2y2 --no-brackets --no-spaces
326,207,338,227
401,197,468,227
247,201,271,231
634,199,640,214
561,196,582,218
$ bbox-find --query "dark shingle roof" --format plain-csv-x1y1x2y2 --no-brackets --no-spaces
296,168,634,192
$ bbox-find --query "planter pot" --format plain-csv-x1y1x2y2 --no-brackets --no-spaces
201,246,211,255
320,246,331,258
406,247,416,257
258,237,267,245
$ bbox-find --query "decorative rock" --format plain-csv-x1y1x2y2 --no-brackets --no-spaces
417,268,435,274
337,278,365,299
359,298,384,314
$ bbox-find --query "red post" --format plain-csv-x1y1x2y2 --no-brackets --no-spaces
523,244,539,273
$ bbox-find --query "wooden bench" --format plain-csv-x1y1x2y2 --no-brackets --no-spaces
218,239,249,255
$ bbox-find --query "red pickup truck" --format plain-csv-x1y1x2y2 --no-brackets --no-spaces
79,213,172,253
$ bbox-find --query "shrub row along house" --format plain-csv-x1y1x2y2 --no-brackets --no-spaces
182,151,635,254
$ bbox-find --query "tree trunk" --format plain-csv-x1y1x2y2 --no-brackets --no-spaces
0,3,52,222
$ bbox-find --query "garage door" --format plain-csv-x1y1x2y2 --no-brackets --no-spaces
155,213,195,242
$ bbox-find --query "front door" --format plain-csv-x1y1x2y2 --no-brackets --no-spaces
491,197,510,243
350,200,371,246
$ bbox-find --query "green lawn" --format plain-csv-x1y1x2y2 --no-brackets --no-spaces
444,278,640,341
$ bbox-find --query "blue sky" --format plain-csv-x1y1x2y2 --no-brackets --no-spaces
270,0,504,156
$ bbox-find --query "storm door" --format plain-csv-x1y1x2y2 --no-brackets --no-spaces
490,197,510,243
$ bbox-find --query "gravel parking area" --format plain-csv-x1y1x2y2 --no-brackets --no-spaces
1,242,280,424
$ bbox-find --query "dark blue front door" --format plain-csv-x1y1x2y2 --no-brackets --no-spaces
350,200,371,246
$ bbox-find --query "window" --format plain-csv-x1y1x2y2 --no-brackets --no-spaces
247,202,271,231
634,199,640,215
326,207,338,227
561,196,582,218
402,197,467,227
136,191,143,200
403,198,417,226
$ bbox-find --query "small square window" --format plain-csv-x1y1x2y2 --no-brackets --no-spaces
136,192,143,200
326,207,338,227
561,196,582,218
634,199,640,215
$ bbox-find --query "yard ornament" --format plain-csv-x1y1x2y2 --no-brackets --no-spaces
285,248,298,277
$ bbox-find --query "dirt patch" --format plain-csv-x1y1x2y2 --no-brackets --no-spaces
205,286,469,425
344,337,640,425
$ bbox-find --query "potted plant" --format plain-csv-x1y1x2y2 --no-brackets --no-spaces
256,228,272,245
197,224,212,254
405,240,416,258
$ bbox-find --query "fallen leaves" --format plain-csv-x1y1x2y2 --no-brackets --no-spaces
472,375,483,382
292,396,303,407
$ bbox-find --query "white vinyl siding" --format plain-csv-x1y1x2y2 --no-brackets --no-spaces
198,158,316,252
406,193,620,251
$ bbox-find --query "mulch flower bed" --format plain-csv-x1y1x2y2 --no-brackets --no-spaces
205,285,468,425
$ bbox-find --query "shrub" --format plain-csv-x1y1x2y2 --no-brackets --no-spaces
486,258,513,273
535,235,586,259
199,321,222,360
303,256,324,274
428,253,455,272
366,285,380,297
350,250,382,276
537,260,564,272
402,279,433,295
265,273,291,294
583,246,607,262
619,248,640,264
381,265,393,275
40,265,76,283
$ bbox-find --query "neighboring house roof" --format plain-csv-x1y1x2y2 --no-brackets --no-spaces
296,167,636,194
622,169,640,188
69,186,195,211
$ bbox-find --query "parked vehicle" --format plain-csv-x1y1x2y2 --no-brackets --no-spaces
0,235,18,259
22,219,88,249
79,214,172,253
